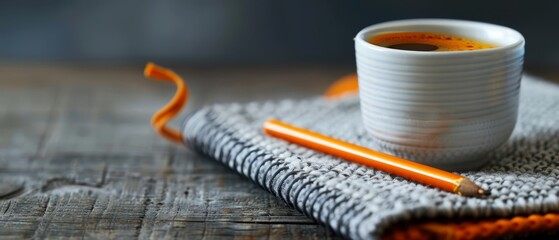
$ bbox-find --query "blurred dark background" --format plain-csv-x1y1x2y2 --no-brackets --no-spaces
1,0,558,69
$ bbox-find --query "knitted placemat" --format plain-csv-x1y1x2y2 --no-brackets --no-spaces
181,75,559,239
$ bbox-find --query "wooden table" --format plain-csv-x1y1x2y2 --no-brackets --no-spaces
0,64,355,239
1,65,557,239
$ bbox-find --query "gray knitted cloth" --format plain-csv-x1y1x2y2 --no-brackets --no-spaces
182,75,559,239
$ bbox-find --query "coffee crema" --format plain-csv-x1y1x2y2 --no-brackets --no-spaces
369,32,495,52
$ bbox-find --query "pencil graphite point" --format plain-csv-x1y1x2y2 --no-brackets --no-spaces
479,187,491,197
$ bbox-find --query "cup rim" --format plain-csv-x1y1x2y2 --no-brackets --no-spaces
355,18,525,56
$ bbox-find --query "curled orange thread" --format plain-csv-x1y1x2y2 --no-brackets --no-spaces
144,63,188,144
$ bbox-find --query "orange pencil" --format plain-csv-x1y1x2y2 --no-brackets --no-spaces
263,119,487,197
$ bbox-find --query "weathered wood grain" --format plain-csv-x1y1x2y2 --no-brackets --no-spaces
0,65,351,239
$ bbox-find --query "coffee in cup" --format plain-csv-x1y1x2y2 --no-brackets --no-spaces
368,31,495,51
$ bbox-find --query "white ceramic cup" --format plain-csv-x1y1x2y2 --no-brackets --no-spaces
355,19,525,171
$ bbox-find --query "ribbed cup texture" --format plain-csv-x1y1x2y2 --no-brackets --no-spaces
355,19,525,170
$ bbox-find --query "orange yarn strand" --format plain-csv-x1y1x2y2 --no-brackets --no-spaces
144,63,188,144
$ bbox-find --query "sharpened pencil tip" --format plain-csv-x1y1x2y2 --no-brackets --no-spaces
457,178,488,198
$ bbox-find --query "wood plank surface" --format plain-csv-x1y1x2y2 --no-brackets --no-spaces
0,64,353,239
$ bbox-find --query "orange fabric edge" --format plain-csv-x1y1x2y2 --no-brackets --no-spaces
325,74,559,240
144,62,188,144
382,213,559,240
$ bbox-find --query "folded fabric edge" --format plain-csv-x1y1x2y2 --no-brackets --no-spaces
179,76,559,240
